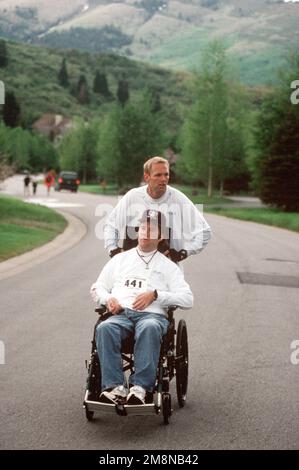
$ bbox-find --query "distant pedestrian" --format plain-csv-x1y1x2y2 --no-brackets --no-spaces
24,174,31,197
32,176,38,196
100,179,107,194
44,171,55,196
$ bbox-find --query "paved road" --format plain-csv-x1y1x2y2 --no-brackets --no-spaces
0,179,299,450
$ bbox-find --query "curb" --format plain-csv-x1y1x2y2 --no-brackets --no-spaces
0,211,87,281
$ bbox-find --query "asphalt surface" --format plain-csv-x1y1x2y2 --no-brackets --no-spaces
0,177,299,450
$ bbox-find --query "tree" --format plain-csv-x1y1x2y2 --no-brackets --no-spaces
77,74,89,104
97,95,164,187
117,78,129,107
3,91,21,127
58,58,69,87
59,119,98,183
255,98,299,211
180,41,229,197
253,53,299,211
0,153,14,182
150,90,162,113
218,83,249,195
93,70,110,97
0,39,8,67
0,122,58,171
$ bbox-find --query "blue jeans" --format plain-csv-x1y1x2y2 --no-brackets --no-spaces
95,308,169,392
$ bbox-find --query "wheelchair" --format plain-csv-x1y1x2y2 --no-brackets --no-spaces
83,305,189,425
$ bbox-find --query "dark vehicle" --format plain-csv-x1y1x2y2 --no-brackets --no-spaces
55,171,80,192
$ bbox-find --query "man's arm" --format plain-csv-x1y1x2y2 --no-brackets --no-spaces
104,207,123,254
178,191,212,256
184,208,212,256
104,192,133,254
156,263,193,310
90,258,116,306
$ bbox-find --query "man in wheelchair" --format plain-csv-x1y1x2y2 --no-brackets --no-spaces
90,209,193,406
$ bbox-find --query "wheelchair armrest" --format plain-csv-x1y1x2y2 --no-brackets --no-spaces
95,305,107,315
167,305,178,322
95,305,112,322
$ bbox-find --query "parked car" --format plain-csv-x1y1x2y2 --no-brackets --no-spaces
55,171,80,192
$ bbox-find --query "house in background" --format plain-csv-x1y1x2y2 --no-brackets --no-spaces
32,113,73,143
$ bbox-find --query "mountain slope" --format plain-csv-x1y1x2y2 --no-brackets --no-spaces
0,40,192,133
0,0,298,84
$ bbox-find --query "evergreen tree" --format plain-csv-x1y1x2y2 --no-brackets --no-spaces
253,53,299,211
151,90,162,113
117,78,129,107
58,58,69,87
0,39,8,67
93,70,110,97
3,92,20,127
256,99,299,211
77,74,89,104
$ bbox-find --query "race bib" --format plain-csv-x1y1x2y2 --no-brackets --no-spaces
123,276,147,292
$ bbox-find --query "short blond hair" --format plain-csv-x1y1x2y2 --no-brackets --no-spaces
143,156,169,175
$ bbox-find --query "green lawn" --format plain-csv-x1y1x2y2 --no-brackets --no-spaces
79,183,119,195
206,207,299,232
172,185,231,205
80,183,231,204
0,194,67,261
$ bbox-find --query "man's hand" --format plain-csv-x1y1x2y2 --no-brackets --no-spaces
168,249,188,263
109,247,124,258
107,297,123,315
132,291,155,311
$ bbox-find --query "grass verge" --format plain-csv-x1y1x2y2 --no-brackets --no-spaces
206,207,299,232
0,194,67,261
79,184,119,195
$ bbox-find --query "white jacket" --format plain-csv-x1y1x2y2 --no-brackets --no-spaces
104,185,211,255
90,248,194,316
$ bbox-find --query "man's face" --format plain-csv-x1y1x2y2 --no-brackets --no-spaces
138,221,160,252
144,163,169,198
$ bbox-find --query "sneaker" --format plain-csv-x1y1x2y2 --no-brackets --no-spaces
127,385,146,405
99,385,128,405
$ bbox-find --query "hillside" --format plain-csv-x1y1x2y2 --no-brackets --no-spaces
0,1,299,84
0,40,192,131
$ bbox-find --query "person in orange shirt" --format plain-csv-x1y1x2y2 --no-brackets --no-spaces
44,171,55,196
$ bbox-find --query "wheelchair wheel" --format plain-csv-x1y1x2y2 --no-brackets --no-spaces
162,393,172,425
84,353,101,421
86,353,101,401
176,319,188,408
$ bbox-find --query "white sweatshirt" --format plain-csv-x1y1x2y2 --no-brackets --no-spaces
104,185,211,255
91,248,194,316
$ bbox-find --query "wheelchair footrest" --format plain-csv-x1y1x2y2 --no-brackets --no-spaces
84,397,159,417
